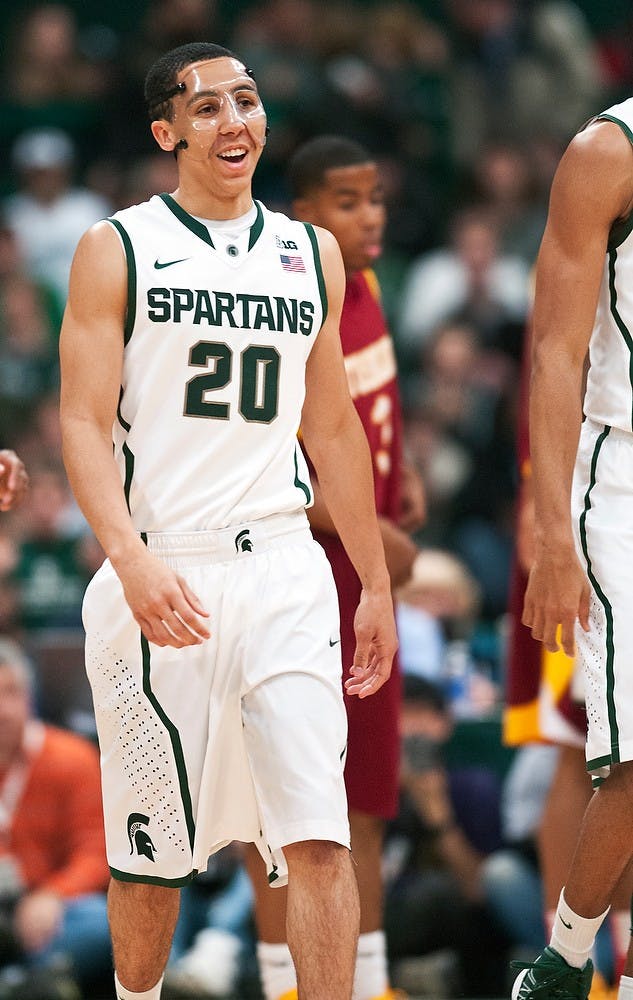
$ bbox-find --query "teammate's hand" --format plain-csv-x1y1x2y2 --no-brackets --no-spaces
117,548,211,648
0,450,28,511
345,587,398,698
522,544,590,657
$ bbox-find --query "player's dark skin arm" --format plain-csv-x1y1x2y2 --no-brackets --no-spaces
523,120,633,656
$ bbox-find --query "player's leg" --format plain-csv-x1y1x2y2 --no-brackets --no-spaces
243,840,359,1000
108,880,180,996
349,809,392,999
538,744,592,923
245,811,392,1000
243,844,296,1000
284,838,359,1000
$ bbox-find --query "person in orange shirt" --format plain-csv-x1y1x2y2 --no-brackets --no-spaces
0,637,111,990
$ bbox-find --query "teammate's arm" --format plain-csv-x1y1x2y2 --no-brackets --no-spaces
59,222,210,649
301,227,398,697
523,121,633,655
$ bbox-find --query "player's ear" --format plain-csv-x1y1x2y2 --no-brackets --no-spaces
151,119,178,153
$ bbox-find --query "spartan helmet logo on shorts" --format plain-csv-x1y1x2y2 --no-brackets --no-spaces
127,812,157,862
235,528,253,553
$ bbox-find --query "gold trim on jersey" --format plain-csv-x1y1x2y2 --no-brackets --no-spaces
344,333,397,399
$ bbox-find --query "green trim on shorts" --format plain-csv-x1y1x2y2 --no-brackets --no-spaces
140,634,196,850
578,425,619,761
586,752,613,772
607,249,633,430
109,865,197,887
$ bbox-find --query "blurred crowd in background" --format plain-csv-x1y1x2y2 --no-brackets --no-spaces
0,1,631,996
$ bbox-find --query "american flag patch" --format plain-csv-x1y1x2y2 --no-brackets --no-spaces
280,254,306,273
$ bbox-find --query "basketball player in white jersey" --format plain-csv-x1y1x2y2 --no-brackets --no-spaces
58,42,398,1000
514,99,633,1000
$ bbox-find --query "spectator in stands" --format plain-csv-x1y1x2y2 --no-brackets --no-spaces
464,139,548,265
384,673,507,997
0,637,110,993
397,206,530,362
4,128,111,314
442,0,603,168
0,454,28,515
8,465,95,633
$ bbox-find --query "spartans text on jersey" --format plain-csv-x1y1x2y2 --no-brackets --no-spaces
147,287,316,335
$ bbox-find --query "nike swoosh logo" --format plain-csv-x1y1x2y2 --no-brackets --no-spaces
329,638,340,647
559,914,573,929
154,257,190,269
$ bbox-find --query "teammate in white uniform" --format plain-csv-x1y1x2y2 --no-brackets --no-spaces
59,42,397,1000
514,99,633,1000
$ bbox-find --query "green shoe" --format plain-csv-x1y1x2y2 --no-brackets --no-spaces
511,946,594,999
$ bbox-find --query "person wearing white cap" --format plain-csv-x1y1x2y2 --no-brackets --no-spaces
4,128,111,312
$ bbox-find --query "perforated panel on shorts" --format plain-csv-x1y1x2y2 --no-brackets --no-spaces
88,633,189,857
580,590,611,752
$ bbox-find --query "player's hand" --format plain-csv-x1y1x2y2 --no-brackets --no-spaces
345,586,398,698
380,518,419,589
117,548,211,648
398,460,426,532
0,450,28,511
522,544,590,657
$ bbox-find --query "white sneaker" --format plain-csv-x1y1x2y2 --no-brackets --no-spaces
165,928,242,996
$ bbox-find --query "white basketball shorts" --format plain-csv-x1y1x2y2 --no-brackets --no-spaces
572,418,633,782
82,511,349,887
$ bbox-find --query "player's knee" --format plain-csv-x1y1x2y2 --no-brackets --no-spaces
602,759,633,798
109,877,179,911
284,839,350,878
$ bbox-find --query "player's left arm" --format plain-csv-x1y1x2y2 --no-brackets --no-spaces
301,227,398,698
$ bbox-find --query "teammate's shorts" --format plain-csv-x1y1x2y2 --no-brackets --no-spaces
315,533,401,819
82,511,350,887
572,419,633,781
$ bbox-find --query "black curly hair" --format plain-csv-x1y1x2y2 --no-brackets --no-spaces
287,135,373,200
144,42,248,122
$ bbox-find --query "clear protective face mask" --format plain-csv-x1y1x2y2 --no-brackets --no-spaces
170,59,268,163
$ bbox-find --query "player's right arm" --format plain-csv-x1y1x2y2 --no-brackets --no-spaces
59,222,210,648
523,120,633,656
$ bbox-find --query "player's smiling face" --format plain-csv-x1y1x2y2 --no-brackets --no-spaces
164,57,268,182
295,163,386,273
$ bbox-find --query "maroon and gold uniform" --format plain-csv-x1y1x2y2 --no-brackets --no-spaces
313,268,403,817
504,323,585,748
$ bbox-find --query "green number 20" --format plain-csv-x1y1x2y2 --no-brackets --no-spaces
184,341,280,423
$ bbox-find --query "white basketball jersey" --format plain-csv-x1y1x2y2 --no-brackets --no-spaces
583,98,633,433
107,195,326,530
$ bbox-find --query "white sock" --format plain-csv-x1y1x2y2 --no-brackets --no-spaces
619,974,633,998
353,929,389,1000
114,972,164,999
550,889,610,969
257,940,296,1000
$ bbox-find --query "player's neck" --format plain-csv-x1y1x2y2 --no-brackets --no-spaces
171,179,254,222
